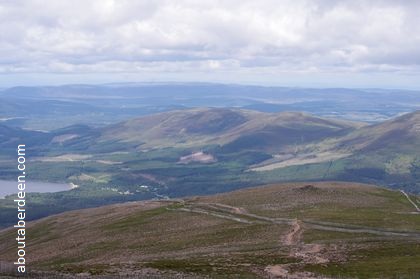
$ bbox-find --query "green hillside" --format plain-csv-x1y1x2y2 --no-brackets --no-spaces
100,108,362,151
0,109,419,230
250,111,420,192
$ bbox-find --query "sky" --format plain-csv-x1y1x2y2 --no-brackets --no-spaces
0,0,419,89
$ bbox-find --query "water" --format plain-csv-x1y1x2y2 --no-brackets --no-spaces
0,180,72,198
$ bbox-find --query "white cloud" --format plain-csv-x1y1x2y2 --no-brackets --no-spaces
0,0,419,86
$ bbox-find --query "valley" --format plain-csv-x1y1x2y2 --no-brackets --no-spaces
0,107,419,229
2,1,420,277
0,85,419,278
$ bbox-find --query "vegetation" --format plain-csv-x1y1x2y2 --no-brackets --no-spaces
0,109,419,229
0,182,419,278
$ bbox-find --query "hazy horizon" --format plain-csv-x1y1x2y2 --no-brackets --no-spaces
1,0,420,89
1,80,420,92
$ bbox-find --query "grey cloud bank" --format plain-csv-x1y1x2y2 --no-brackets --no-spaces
0,0,419,88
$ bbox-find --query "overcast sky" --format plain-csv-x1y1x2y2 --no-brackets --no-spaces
0,0,419,88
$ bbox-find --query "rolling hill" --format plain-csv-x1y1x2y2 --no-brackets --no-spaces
0,182,419,278
331,110,420,153
0,109,418,232
0,125,52,156
100,108,363,152
0,107,361,155
249,111,420,192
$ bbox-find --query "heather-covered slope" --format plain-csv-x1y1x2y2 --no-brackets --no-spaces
0,182,419,278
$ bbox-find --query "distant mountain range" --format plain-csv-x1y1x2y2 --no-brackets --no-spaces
1,83,419,130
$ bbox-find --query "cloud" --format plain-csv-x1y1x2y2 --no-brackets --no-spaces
0,0,419,84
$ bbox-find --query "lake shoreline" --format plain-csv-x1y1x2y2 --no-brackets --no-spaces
0,180,73,199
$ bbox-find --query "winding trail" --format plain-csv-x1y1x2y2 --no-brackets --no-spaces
283,219,303,246
267,219,330,278
176,207,253,224
168,198,420,278
170,200,420,278
176,201,420,239
400,190,420,212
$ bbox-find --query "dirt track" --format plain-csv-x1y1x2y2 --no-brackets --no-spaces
266,218,330,278
283,219,303,246
173,200,420,278
177,201,420,238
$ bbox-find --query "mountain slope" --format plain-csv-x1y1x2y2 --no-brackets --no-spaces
332,110,420,153
250,111,420,191
0,125,52,156
0,182,419,278
100,108,363,152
